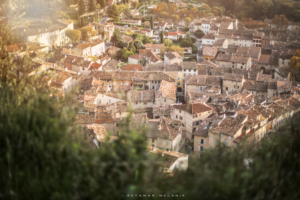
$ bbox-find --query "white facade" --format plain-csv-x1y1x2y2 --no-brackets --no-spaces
128,57,140,64
202,38,215,45
90,42,105,56
96,94,125,105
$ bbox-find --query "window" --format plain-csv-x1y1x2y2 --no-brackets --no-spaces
103,123,106,127
109,99,111,103
166,141,169,146
176,115,178,119
179,116,183,120
177,82,180,86
163,98,166,102
199,86,203,91
159,139,162,144
99,100,101,104
214,140,217,143
229,136,231,140
179,110,181,113
221,134,223,137
199,139,206,144
177,77,180,80
143,102,147,105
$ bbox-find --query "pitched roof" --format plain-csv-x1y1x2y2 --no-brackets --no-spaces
146,51,163,63
89,62,102,70
127,90,155,102
164,52,182,60
173,103,212,114
122,64,143,71
210,114,247,136
158,80,176,100
202,33,214,39
145,43,164,49
129,54,144,60
181,62,197,70
203,46,218,57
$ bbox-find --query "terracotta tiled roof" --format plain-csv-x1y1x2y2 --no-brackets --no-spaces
146,51,163,63
202,33,214,39
210,114,247,136
51,71,73,84
158,80,176,100
122,64,143,71
122,35,133,43
173,103,212,114
181,62,197,70
127,90,155,102
75,112,95,124
139,49,152,56
203,46,218,57
129,54,144,60
145,43,164,49
89,62,102,70
256,74,273,82
164,52,182,60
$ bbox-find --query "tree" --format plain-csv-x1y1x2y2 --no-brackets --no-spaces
88,0,96,12
290,50,300,81
161,45,184,56
124,8,132,19
150,15,154,30
192,44,198,54
80,27,97,41
98,0,107,8
160,30,164,44
199,10,206,18
144,21,151,28
128,41,136,54
132,1,139,9
184,17,192,27
108,4,121,23
65,29,81,43
134,40,144,52
164,39,173,47
111,28,122,46
273,14,289,29
171,15,180,24
142,36,152,44
78,0,86,16
194,29,204,39
116,47,134,62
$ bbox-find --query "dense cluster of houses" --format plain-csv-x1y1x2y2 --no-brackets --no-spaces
5,0,300,172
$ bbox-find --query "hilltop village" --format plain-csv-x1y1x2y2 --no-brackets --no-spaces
4,0,300,171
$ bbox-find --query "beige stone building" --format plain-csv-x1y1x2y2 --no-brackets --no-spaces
171,103,214,139
223,73,245,93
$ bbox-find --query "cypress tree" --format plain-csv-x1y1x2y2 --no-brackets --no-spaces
78,0,86,16
160,30,164,44
108,4,121,23
88,0,96,12
151,15,154,30
99,0,107,8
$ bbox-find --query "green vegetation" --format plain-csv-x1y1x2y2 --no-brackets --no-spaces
65,29,82,44
78,0,86,16
108,4,121,23
290,49,300,81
